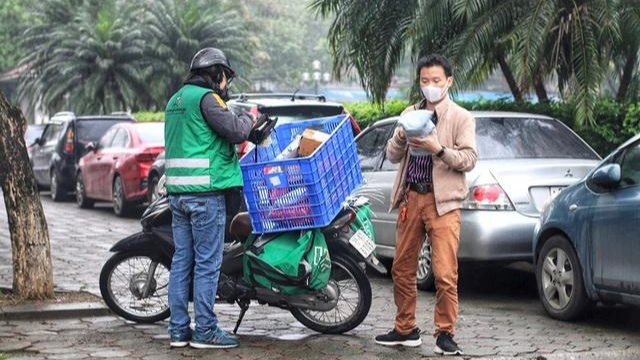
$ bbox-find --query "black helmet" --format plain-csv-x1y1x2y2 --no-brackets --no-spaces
190,47,236,78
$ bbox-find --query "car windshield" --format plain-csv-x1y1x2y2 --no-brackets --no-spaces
262,105,343,125
76,120,129,144
476,118,599,160
135,123,165,144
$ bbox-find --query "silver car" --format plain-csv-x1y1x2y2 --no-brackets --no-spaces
355,111,601,290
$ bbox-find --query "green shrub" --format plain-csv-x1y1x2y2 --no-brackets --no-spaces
344,99,409,128
133,111,164,122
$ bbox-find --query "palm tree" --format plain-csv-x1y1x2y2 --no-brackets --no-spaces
141,0,255,107
312,0,629,126
19,0,151,114
17,0,84,115
612,2,640,102
446,0,621,126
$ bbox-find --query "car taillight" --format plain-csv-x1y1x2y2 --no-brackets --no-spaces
136,153,158,179
462,184,514,211
135,153,158,163
63,128,74,154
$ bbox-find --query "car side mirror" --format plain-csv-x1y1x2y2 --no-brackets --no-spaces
591,164,621,188
85,142,96,152
33,137,42,146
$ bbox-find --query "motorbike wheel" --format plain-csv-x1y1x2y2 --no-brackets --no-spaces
290,254,372,334
99,251,171,323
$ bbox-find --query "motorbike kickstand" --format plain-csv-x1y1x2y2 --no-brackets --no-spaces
233,299,250,334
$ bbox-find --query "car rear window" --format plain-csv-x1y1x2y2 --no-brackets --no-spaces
477,118,599,160
261,106,343,125
76,120,129,144
135,123,165,144
24,125,45,145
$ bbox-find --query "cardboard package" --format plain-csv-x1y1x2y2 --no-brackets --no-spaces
298,129,330,157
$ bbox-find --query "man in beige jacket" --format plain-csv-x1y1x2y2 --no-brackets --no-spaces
375,54,477,356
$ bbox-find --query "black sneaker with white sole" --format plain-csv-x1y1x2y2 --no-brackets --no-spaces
434,332,463,356
375,328,422,347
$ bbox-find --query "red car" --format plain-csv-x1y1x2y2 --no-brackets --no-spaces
76,122,164,216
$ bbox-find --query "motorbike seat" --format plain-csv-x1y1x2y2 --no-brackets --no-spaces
230,212,252,237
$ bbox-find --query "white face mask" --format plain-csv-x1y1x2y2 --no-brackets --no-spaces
421,83,449,103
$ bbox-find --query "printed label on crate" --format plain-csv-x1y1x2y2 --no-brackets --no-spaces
264,166,288,189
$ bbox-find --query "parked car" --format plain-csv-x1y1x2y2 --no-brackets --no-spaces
356,112,601,290
228,93,359,157
146,93,358,202
76,122,164,216
532,133,640,320
30,112,135,201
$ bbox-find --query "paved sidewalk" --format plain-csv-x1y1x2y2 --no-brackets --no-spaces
0,193,140,295
1,272,640,359
1,193,640,359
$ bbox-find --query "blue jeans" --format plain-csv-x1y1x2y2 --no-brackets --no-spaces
168,194,226,335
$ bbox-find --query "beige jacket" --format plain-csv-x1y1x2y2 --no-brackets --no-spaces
386,96,478,216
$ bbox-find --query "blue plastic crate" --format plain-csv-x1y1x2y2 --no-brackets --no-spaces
240,115,363,234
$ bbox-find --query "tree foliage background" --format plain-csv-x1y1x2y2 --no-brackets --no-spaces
0,0,333,116
312,0,640,127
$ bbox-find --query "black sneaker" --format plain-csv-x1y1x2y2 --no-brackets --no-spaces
375,328,422,347
434,332,463,356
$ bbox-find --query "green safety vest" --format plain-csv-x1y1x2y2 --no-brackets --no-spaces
164,84,243,194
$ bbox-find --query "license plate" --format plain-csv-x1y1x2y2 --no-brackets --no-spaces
549,186,565,199
349,230,376,258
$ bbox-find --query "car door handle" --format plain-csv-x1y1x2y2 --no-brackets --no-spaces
569,204,578,212
97,157,102,161
112,156,119,160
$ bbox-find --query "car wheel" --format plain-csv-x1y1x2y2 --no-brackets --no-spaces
536,235,593,321
50,170,66,202
112,176,130,217
75,172,94,209
417,237,436,291
147,174,160,204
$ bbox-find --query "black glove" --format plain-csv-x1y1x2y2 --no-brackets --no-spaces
248,113,277,144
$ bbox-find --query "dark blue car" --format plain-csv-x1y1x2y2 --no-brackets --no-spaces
533,134,640,320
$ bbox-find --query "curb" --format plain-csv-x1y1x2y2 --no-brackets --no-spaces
478,347,640,360
0,302,112,321
542,347,640,360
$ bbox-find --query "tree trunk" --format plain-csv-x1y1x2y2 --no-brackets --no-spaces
496,52,524,101
533,73,549,103
617,50,637,102
0,91,54,300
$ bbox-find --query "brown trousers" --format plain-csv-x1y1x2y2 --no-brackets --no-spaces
392,190,461,337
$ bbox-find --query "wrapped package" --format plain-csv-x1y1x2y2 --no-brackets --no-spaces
398,109,436,156
275,135,302,160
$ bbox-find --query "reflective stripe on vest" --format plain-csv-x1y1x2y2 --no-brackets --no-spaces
166,158,210,169
166,176,210,186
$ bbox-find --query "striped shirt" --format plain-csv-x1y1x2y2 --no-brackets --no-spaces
407,110,438,184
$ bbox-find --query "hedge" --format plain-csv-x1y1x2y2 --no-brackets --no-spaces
134,99,640,157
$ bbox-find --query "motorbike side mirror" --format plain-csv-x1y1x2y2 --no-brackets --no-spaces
590,163,621,188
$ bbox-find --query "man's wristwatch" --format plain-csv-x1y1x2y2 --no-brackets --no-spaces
436,145,446,158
